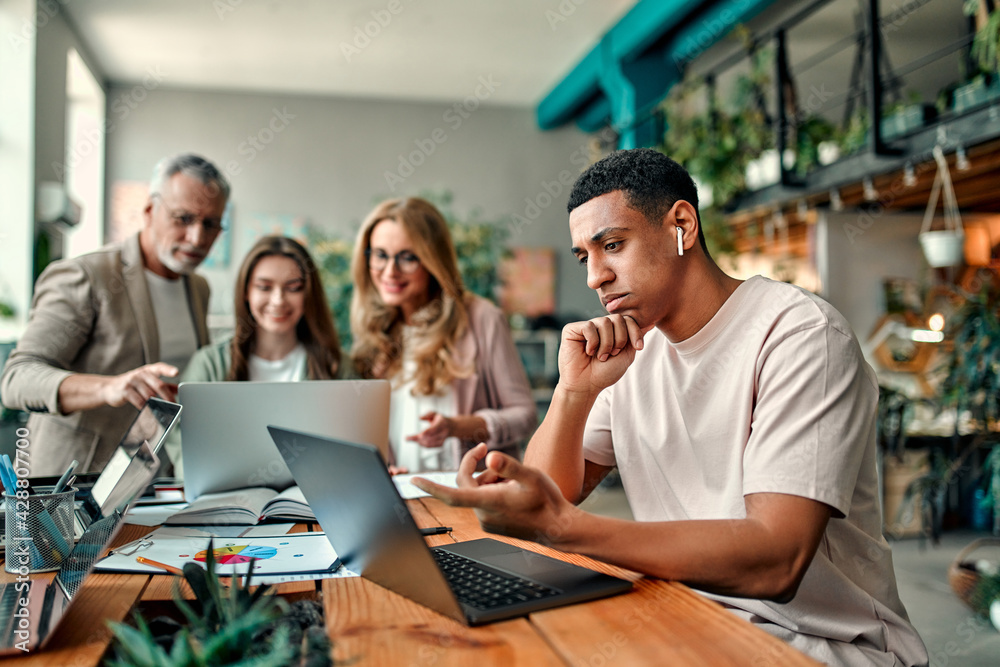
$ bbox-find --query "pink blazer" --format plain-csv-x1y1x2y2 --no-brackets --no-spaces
450,295,538,462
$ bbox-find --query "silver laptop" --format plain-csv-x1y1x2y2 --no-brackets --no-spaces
0,398,179,655
267,426,633,625
179,380,390,501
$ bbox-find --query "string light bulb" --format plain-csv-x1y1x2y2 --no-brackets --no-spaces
956,146,970,171
928,313,945,332
863,177,878,201
830,189,843,211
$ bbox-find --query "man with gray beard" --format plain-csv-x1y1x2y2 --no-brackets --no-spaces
1,154,229,475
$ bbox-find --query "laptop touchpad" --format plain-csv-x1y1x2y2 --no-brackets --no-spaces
481,551,572,580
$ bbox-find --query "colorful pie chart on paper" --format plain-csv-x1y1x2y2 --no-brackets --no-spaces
194,544,278,565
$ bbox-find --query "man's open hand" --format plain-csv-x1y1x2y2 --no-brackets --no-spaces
412,443,583,546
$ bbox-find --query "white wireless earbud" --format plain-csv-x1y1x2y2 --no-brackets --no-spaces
676,226,684,256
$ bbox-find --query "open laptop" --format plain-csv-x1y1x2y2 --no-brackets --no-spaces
0,399,177,655
267,426,633,626
180,380,390,501
0,398,182,550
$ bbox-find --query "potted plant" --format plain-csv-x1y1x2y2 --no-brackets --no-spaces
940,288,1000,430
954,1,1000,113
979,444,1000,535
660,27,773,206
794,115,839,175
880,94,937,141
108,540,333,666
835,108,870,158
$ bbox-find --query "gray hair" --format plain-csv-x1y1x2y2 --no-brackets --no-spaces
149,153,231,201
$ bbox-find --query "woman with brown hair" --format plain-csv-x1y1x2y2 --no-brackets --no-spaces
183,235,344,382
351,197,536,473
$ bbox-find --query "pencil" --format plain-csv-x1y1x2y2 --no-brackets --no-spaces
136,556,185,576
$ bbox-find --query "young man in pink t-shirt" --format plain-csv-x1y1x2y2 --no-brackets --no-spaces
416,149,928,666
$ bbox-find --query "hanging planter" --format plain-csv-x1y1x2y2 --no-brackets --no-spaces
919,146,965,268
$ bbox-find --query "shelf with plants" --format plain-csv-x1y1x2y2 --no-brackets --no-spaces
953,0,1000,114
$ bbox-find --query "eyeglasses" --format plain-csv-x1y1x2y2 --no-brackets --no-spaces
366,248,421,274
152,194,225,233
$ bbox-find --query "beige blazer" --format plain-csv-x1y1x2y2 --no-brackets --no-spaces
0,233,210,475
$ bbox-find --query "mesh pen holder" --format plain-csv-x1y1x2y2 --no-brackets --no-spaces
4,489,76,574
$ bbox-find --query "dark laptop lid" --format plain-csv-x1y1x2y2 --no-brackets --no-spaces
267,425,467,623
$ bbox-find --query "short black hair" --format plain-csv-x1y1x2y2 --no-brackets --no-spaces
567,148,706,253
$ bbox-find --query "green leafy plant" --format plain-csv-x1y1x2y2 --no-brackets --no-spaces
660,26,774,210
835,107,870,157
793,115,837,176
108,539,332,667
877,385,914,457
980,444,1000,535
308,231,355,353
896,449,954,544
940,288,1000,430
970,567,1000,616
966,1,1000,75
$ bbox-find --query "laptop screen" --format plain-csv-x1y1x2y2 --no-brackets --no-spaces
0,401,177,655
88,397,180,518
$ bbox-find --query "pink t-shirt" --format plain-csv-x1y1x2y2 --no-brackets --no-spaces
583,276,928,667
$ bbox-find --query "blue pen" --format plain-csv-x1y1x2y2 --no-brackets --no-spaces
0,454,15,494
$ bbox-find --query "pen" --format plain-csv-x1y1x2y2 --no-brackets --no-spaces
53,460,79,494
136,556,185,576
419,526,453,536
0,454,16,494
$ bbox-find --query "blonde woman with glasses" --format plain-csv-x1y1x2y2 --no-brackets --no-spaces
350,198,537,473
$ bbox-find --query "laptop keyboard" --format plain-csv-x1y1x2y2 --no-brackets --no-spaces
432,548,559,610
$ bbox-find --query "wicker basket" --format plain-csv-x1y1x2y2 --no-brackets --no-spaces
948,538,1000,611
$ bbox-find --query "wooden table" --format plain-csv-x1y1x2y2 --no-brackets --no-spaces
3,499,819,666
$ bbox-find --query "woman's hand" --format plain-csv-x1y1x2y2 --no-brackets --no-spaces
406,411,452,448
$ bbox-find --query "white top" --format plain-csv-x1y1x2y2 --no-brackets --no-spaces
582,276,928,667
248,344,307,382
389,359,458,472
145,270,197,374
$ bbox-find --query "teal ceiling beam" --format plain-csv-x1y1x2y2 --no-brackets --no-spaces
538,0,778,147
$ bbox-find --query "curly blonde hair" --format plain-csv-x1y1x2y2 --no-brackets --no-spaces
349,198,471,395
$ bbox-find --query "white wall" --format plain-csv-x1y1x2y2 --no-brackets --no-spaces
0,0,36,341
104,87,602,319
818,209,929,341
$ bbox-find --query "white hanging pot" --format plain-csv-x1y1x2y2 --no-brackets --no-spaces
919,230,966,268
919,146,965,268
